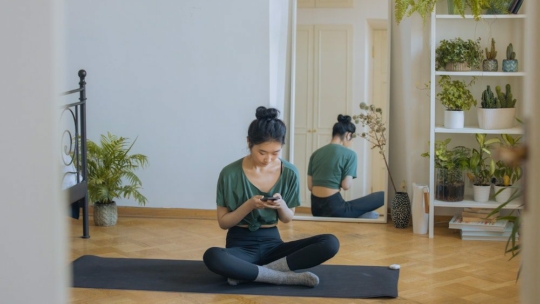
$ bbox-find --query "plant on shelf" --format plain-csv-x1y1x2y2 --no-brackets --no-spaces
493,134,523,203
477,84,517,129
465,133,500,202
395,0,492,24
421,138,470,202
483,38,498,71
485,0,512,14
502,43,518,72
353,103,411,229
437,75,477,128
436,37,484,71
87,132,149,226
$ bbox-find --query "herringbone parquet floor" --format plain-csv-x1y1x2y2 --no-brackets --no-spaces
69,215,520,303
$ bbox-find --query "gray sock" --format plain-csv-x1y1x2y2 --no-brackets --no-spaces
263,257,291,272
254,266,319,287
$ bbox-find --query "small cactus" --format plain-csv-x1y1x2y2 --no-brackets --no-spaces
506,43,516,60
481,85,499,108
485,38,497,60
496,84,517,108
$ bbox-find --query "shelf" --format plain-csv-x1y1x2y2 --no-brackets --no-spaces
433,198,522,209
434,126,523,134
436,14,526,19
435,71,525,76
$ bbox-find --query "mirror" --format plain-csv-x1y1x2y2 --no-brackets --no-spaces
288,0,391,223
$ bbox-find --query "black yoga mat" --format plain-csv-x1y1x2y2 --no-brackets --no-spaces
72,255,399,299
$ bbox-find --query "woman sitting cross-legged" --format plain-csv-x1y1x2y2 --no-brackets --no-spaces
203,106,340,287
308,114,384,219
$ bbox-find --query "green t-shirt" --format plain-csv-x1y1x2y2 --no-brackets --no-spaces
308,144,357,189
216,158,301,231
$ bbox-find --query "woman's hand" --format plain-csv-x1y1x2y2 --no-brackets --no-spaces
251,195,282,210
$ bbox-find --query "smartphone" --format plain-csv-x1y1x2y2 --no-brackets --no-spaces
261,196,278,202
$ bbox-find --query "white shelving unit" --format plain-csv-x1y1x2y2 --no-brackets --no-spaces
427,6,526,238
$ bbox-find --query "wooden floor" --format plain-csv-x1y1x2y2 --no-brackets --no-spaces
69,216,520,303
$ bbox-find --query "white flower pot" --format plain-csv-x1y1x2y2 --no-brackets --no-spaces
493,185,513,203
444,110,464,129
473,184,491,203
477,108,516,130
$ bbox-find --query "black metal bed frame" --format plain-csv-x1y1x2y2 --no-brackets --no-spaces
61,69,89,238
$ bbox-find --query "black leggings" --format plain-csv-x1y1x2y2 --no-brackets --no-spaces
311,191,384,218
203,226,339,281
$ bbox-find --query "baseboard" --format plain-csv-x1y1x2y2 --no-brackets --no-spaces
88,206,216,220
85,206,454,223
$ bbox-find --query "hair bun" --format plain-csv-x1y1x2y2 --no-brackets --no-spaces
256,106,280,120
337,114,351,123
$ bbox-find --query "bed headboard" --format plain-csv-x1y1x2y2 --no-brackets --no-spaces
61,69,89,238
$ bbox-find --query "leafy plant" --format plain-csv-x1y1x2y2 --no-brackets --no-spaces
436,38,484,70
465,133,500,186
496,84,517,108
485,0,511,14
395,0,492,24
437,75,477,111
352,102,397,193
485,38,497,60
422,138,470,182
493,134,523,186
87,132,149,205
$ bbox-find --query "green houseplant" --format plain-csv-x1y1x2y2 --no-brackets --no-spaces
87,132,149,226
493,134,522,203
483,38,498,71
395,0,493,24
465,134,500,202
437,75,477,128
502,43,518,72
421,138,470,202
436,38,484,71
477,84,517,129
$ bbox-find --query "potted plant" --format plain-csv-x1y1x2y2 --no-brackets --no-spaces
502,43,518,72
395,0,492,24
436,37,484,71
438,75,477,128
421,138,470,202
483,38,498,71
485,0,512,14
353,103,411,228
493,134,522,203
477,84,516,129
87,132,149,226
465,133,500,202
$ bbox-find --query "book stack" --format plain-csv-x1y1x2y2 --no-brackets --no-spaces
449,214,517,241
508,0,524,14
461,207,499,223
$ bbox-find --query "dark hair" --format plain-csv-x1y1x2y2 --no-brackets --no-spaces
332,114,356,138
247,106,287,149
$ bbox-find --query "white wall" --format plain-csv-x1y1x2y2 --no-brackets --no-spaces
0,0,68,303
64,0,278,209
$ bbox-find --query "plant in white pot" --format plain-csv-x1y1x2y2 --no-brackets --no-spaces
438,76,477,129
466,134,500,202
477,84,517,129
87,132,149,226
493,134,522,203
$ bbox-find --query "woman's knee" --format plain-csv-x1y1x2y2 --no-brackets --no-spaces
372,191,385,207
320,234,340,257
203,247,223,270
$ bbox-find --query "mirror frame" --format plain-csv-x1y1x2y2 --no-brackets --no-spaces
287,0,392,223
